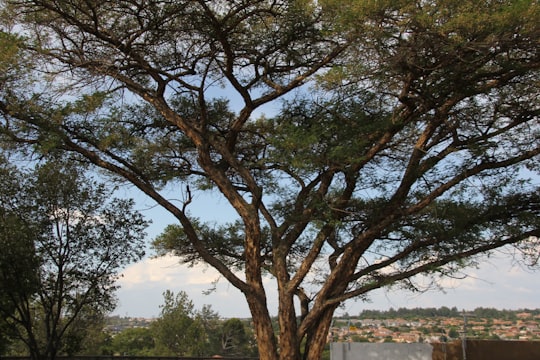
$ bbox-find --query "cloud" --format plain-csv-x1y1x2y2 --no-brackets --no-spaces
118,254,225,289
114,254,254,318
114,251,540,319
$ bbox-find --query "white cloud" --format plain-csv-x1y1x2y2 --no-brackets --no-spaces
114,250,540,319
118,254,220,288
114,254,259,318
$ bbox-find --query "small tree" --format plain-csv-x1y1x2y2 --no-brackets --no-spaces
0,158,148,360
196,304,226,356
219,318,252,357
151,290,206,356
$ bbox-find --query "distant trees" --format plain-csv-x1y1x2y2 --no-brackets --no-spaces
2,283,258,358
93,290,257,358
220,318,254,357
150,290,257,358
151,290,206,356
196,304,223,356
358,307,461,319
356,307,537,320
448,328,460,339
110,328,154,356
0,158,148,360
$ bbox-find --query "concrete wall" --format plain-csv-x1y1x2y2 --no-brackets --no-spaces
330,342,433,360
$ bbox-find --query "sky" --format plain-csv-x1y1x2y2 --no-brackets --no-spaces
110,189,540,319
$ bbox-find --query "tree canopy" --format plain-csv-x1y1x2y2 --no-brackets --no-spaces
152,290,206,356
0,158,148,360
0,1,538,360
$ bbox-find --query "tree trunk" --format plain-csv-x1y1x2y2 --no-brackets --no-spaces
303,307,336,360
245,292,279,360
277,291,301,360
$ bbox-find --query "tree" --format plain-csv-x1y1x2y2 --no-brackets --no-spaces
110,327,155,356
219,318,253,357
0,158,148,360
195,304,229,357
0,1,539,360
0,158,43,356
74,317,113,356
151,290,206,356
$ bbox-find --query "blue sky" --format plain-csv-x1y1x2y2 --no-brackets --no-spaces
111,189,540,319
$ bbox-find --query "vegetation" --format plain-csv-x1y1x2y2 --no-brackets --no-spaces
151,290,206,356
108,328,155,356
355,307,540,320
81,291,257,358
0,159,148,360
83,306,540,354
0,1,538,360
150,291,258,357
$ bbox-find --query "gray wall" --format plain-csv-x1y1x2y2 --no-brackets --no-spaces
330,342,433,360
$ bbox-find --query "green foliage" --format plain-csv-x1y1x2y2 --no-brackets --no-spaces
219,318,255,357
110,328,155,356
268,97,393,171
0,158,148,359
151,290,206,356
153,220,274,272
357,306,540,320
195,304,225,356
145,290,258,357
0,31,23,81
76,320,113,356
0,1,538,359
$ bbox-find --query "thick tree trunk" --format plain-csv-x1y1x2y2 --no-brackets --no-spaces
277,291,301,360
245,292,279,360
303,307,336,360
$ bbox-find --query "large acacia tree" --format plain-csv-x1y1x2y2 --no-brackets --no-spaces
1,1,539,359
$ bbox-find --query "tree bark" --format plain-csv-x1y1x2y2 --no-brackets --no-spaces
277,290,301,360
303,306,336,360
245,291,279,360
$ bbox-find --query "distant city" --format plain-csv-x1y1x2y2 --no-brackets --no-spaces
330,307,540,343
106,307,540,344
